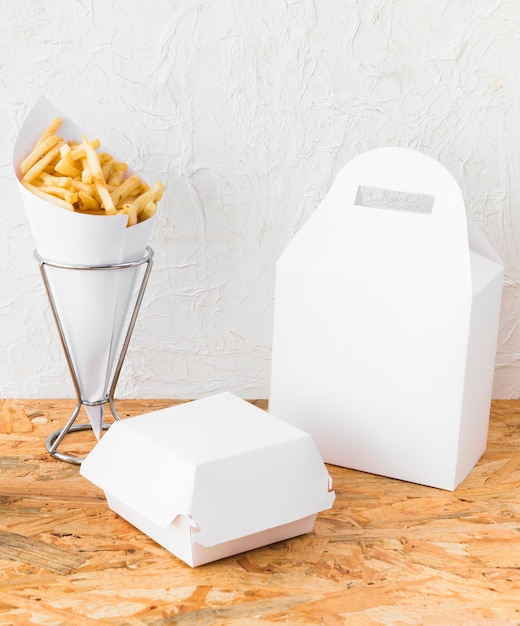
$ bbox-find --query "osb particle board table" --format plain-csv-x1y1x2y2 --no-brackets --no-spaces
0,399,519,626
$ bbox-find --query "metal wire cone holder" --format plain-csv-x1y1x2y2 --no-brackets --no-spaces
35,246,154,465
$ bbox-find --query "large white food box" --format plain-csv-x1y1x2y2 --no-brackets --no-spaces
80,392,335,566
269,147,503,491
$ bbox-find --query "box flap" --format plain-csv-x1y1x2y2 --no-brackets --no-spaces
280,147,474,290
467,216,501,266
190,433,335,547
80,420,197,528
80,393,334,541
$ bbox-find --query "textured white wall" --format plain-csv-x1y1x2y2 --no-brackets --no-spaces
1,0,519,399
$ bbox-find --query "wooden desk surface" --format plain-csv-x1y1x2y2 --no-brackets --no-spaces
0,399,519,625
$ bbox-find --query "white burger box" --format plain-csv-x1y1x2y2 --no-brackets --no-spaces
80,392,335,567
269,147,504,491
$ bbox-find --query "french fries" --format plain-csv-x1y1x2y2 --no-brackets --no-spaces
20,116,165,226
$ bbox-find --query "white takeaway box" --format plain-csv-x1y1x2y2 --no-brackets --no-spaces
269,147,503,491
80,392,335,566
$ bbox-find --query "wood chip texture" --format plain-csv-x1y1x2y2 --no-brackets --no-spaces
0,399,519,625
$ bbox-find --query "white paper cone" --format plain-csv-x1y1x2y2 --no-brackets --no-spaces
85,405,104,441
14,97,154,431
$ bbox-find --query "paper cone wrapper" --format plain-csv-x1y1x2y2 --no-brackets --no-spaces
14,98,154,434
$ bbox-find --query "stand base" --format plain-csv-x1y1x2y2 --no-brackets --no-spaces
45,399,121,464
46,422,111,465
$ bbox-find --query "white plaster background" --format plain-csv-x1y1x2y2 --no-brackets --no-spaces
0,0,519,399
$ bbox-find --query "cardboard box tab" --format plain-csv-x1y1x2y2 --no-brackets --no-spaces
269,147,503,491
80,392,335,566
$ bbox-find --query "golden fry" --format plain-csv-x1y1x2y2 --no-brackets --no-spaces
38,185,78,204
34,116,62,147
82,136,116,214
118,202,138,226
110,174,143,206
38,172,72,188
111,161,128,171
55,144,81,177
133,181,166,214
20,135,62,176
71,180,96,195
22,181,74,211
140,201,158,221
78,190,101,210
101,157,113,181
22,143,62,183
107,168,125,187
70,138,100,160
81,167,93,184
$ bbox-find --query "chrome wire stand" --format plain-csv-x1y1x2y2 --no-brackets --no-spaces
35,246,154,464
